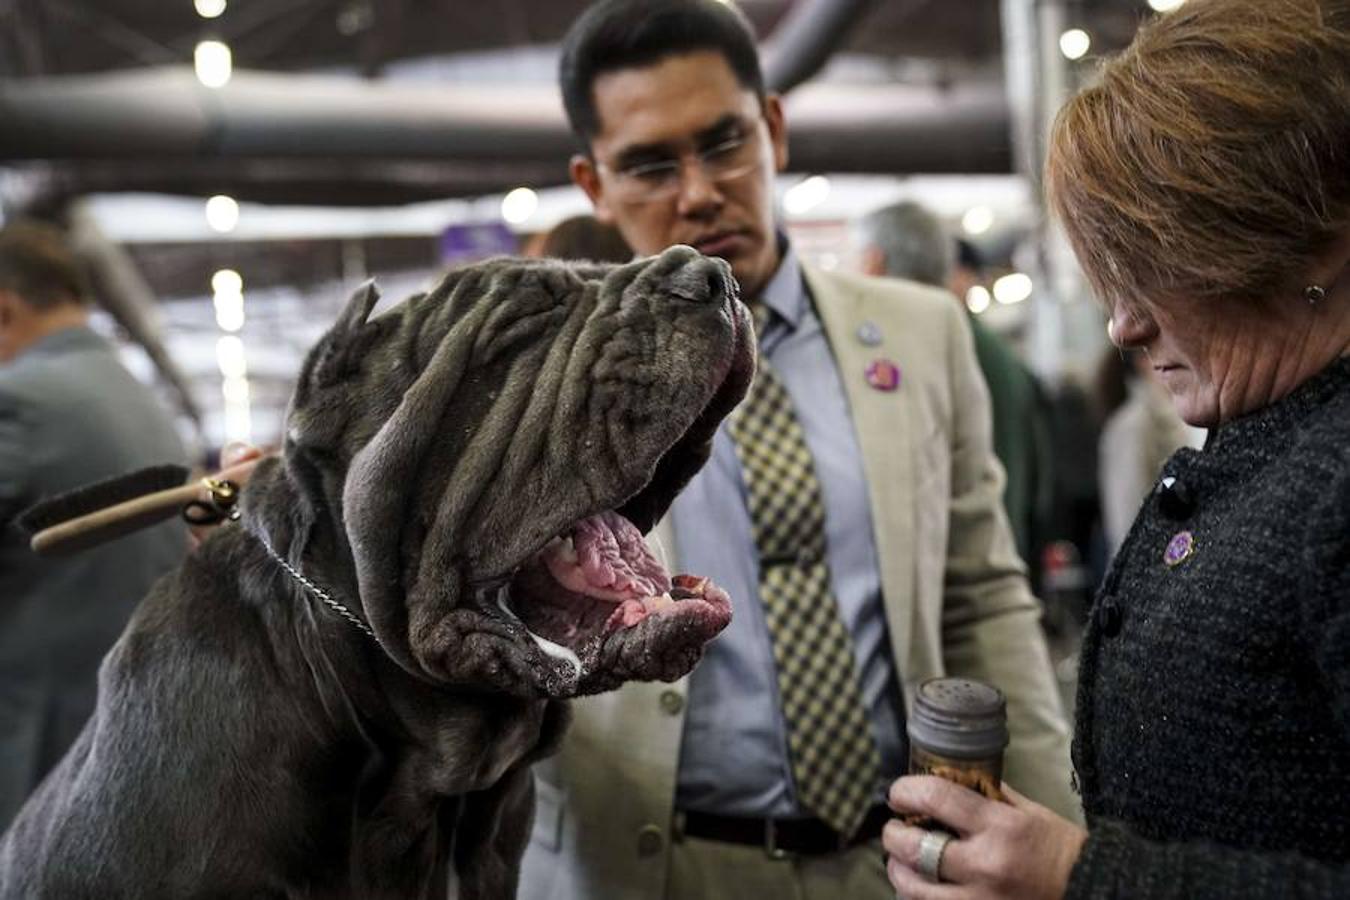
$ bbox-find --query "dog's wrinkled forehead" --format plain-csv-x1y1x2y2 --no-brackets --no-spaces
283,256,643,455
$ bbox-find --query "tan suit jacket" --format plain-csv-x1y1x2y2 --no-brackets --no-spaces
519,265,1076,900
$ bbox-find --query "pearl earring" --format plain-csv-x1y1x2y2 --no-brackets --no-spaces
1305,284,1326,306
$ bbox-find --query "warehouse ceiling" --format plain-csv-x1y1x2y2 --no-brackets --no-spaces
1,0,1154,205
0,0,1160,449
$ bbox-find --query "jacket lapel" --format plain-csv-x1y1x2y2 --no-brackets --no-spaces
803,263,919,701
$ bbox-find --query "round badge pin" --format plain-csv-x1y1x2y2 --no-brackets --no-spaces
865,359,900,392
856,321,883,347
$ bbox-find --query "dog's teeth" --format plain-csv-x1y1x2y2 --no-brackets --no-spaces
495,587,583,682
670,575,708,600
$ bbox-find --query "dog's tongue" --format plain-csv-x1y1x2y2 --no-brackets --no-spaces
543,511,672,602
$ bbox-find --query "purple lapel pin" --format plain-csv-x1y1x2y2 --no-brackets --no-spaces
1163,530,1195,567
866,359,900,392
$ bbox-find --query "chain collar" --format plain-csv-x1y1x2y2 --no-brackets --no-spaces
250,531,376,640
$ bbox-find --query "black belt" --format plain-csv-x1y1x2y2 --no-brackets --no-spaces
677,805,892,858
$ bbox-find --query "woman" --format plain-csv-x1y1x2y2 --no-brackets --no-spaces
883,1,1350,897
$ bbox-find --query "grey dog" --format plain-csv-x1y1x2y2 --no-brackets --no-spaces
0,246,754,898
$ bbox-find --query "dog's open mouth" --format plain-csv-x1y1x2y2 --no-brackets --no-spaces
487,277,753,691
497,510,731,680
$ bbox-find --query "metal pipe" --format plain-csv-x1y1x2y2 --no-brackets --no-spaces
0,70,1010,177
762,0,889,94
66,201,203,428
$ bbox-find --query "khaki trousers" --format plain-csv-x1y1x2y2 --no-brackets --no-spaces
667,834,894,900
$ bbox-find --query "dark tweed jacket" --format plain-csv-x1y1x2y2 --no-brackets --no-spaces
1066,357,1350,899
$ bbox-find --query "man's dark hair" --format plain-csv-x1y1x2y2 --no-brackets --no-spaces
0,221,89,309
559,0,765,147
955,237,984,274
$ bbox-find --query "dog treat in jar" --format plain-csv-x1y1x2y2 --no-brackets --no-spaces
905,677,1008,826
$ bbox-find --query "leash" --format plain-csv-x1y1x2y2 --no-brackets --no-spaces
192,478,378,641
249,531,377,640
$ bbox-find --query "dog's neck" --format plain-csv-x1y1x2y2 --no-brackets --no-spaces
184,457,567,894
229,454,565,794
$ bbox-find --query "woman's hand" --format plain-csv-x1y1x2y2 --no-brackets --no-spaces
883,776,1086,900
188,442,266,548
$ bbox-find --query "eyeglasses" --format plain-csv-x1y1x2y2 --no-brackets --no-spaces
599,131,762,204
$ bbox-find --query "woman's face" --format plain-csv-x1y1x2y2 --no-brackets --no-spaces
1107,284,1334,428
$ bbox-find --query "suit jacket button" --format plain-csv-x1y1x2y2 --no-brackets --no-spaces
1097,598,1124,637
637,824,665,857
1156,476,1196,520
659,690,685,715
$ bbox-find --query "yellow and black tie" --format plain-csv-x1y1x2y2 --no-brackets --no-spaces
727,301,882,838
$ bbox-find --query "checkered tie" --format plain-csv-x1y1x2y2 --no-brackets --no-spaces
728,301,882,838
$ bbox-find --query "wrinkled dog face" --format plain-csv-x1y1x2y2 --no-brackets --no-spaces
284,246,754,697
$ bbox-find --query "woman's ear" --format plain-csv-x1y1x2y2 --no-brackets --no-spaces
1311,227,1350,292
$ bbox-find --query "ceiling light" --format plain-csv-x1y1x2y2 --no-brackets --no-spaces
1059,29,1091,61
214,295,244,332
194,40,232,88
961,206,995,236
966,285,992,314
221,376,250,405
211,268,242,296
783,175,831,216
993,273,1034,305
501,187,538,225
194,0,227,18
205,195,239,233
216,334,248,378
1148,0,1186,11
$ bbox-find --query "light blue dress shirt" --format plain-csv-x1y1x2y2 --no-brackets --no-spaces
672,243,906,818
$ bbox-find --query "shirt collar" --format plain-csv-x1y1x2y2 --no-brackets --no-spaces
755,236,806,333
23,324,102,359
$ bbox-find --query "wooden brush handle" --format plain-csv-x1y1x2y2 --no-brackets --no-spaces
30,483,202,557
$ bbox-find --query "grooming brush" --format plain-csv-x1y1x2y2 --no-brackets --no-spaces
18,464,241,557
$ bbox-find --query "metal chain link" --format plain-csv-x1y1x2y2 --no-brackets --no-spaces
251,531,376,639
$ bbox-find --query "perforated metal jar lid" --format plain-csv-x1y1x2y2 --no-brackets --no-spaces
907,677,1009,760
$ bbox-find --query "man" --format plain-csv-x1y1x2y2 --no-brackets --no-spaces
518,3,1076,898
0,222,188,831
857,203,1055,584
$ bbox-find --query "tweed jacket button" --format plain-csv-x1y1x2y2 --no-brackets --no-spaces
1097,598,1124,637
637,824,665,857
659,690,685,715
1156,476,1196,520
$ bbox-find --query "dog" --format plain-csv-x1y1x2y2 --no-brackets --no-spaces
0,245,754,898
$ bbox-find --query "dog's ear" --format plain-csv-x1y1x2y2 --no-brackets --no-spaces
286,279,399,454
307,279,383,389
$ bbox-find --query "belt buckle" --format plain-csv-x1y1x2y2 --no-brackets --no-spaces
763,818,793,861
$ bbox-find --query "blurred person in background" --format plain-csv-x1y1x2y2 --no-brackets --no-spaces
883,1,1350,897
519,2,1075,899
0,222,188,832
857,203,1055,589
529,212,633,262
1093,347,1200,554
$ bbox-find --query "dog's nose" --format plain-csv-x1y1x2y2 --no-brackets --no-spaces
666,256,729,305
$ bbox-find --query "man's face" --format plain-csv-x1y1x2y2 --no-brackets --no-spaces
570,51,789,300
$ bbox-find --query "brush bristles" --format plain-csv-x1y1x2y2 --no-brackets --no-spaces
17,464,191,535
